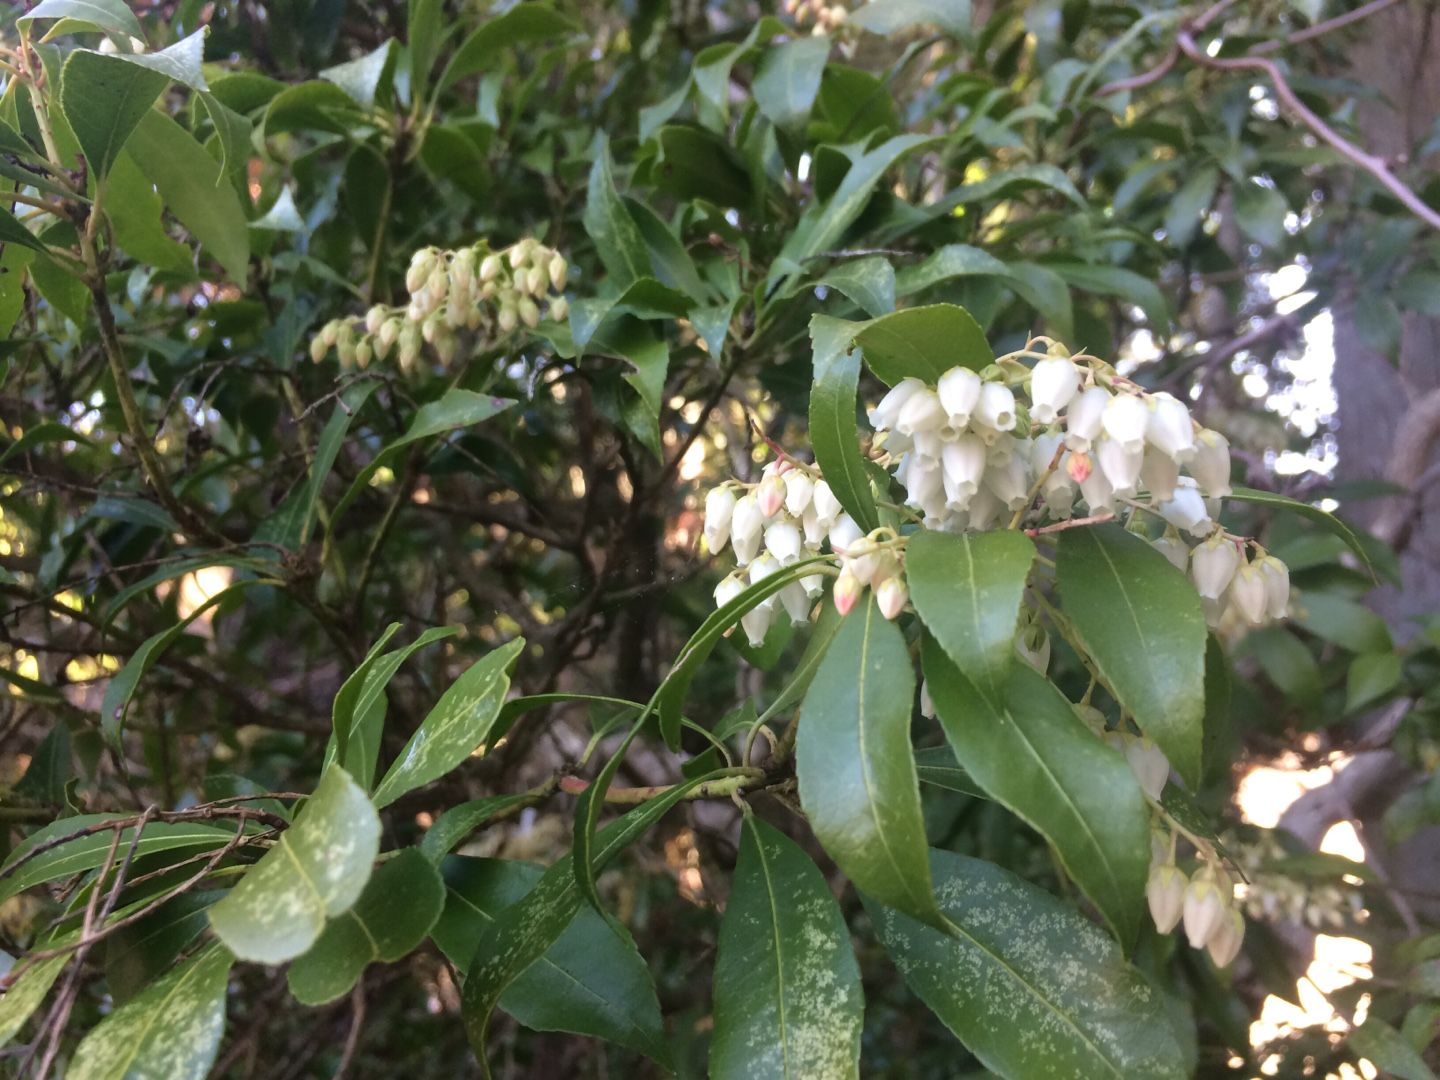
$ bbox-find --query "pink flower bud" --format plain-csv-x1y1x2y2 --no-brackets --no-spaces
757,472,787,518
833,567,862,616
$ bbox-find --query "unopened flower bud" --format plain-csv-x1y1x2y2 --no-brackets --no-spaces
833,567,862,616
757,472,787,518
731,493,764,565
517,296,541,328
354,339,373,369
1230,563,1268,625
783,470,814,516
479,253,503,283
1183,877,1228,950
1206,909,1245,967
1191,429,1233,497
365,304,387,335
704,487,736,553
320,320,340,347
508,239,534,269
549,297,569,322
937,366,982,427
309,335,329,363
497,303,519,333
1029,357,1081,425
919,680,935,719
405,248,437,293
876,576,908,620
1258,555,1289,619
1191,535,1239,600
525,264,548,295
1124,735,1169,800
548,253,568,291
1147,865,1188,934
714,572,745,610
812,480,842,527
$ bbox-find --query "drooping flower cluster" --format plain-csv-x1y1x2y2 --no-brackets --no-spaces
783,0,850,34
309,238,569,371
1146,848,1247,968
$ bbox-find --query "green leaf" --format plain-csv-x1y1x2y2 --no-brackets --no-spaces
894,243,1009,297
460,780,719,1070
437,4,581,93
198,91,253,180
19,0,143,40
625,196,711,302
913,745,984,797
59,49,168,179
329,388,515,531
127,109,250,282
0,953,69,1047
0,204,47,253
849,0,970,35
1349,1018,1438,1080
104,151,194,271
948,163,1085,209
1163,165,1218,249
583,135,651,288
1241,627,1320,710
809,315,880,532
815,256,895,317
326,625,461,789
921,643,1151,946
0,421,90,465
853,303,992,386
1049,263,1170,333
864,849,1188,1079
208,765,380,964
101,553,272,627
1292,591,1392,654
116,27,209,90
796,595,941,928
69,943,233,1080
420,795,537,863
321,39,395,109
1228,486,1375,579
103,891,216,1005
372,638,525,809
906,529,1034,699
13,720,70,806
654,125,753,209
408,0,445,99
1233,182,1289,248
434,856,669,1063
595,318,671,458
710,815,864,1079
288,848,445,1005
0,817,233,907
753,36,830,129
1056,524,1207,787
1345,651,1401,714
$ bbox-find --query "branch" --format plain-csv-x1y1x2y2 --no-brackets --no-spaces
1251,0,1405,53
1175,30,1440,232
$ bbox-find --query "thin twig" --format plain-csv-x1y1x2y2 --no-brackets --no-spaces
1251,0,1404,52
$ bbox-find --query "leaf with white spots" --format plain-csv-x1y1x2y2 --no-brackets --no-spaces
68,942,233,1080
371,638,524,809
0,952,68,1047
432,857,669,1064
864,850,1188,1080
287,848,444,1005
711,815,862,1079
208,765,380,965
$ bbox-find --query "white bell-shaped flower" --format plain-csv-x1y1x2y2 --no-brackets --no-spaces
1146,392,1197,463
801,573,824,598
827,513,863,555
941,435,986,509
869,377,926,431
748,552,781,596
1157,478,1211,537
984,453,1032,510
1124,735,1170,799
779,579,813,623
784,471,814,516
801,509,826,547
1147,865,1188,934
1153,535,1190,572
904,456,945,516
876,576,908,620
1191,535,1239,600
1207,910,1245,967
1064,386,1110,451
1191,429,1233,497
1140,447,1180,503
976,382,1017,433
730,493,764,565
1097,437,1144,498
713,573,744,611
1029,357,1081,425
1258,554,1290,619
757,468,786,518
704,487,736,553
1029,432,1064,475
740,603,774,648
911,428,943,463
1041,472,1077,519
1229,562,1268,625
967,485,1004,531
1182,877,1228,950
919,680,936,719
1102,393,1149,452
937,366,982,427
896,388,947,437
764,520,803,564
812,479,843,527
1078,460,1116,513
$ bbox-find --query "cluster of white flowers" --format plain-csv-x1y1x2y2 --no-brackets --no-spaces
1147,853,1246,968
783,0,849,33
309,238,568,371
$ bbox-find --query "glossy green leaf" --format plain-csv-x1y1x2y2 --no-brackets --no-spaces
816,256,896,317
1050,263,1170,333
115,27,209,90
420,795,537,863
1163,165,1218,249
0,953,68,1046
906,529,1034,699
796,595,941,928
208,765,380,964
13,720,70,806
853,303,992,386
809,315,880,532
1234,182,1289,248
0,421,90,465
19,0,143,39
372,638,525,808
753,36,830,129
69,943,232,1080
912,745,984,797
460,777,719,1072
0,204,46,253
948,163,1085,209
1056,524,1207,787
437,4,581,93
1293,591,1392,654
1346,651,1401,714
434,856,669,1064
103,891,216,1004
127,109,250,282
895,243,1009,297
329,388,516,530
408,0,445,99
1241,627,1320,710
104,151,194,271
850,0,970,35
59,50,168,179
654,125,753,209
1228,486,1375,579
198,91,253,179
583,135,650,288
921,641,1150,946
288,848,445,1005
711,815,863,1079
864,850,1188,1079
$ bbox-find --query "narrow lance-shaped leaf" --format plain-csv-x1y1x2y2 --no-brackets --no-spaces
68,943,234,1080
795,594,942,928
19,0,144,40
434,857,670,1066
583,135,650,288
809,315,879,532
864,850,1188,1080
372,637,525,809
921,640,1151,946
1228,485,1376,580
906,529,1034,699
208,764,380,964
710,815,863,1079
0,953,69,1047
1056,524,1207,788
420,794,538,863
288,848,446,1005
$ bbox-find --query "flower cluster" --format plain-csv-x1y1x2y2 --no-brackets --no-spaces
1146,850,1246,968
309,238,568,371
783,0,850,34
